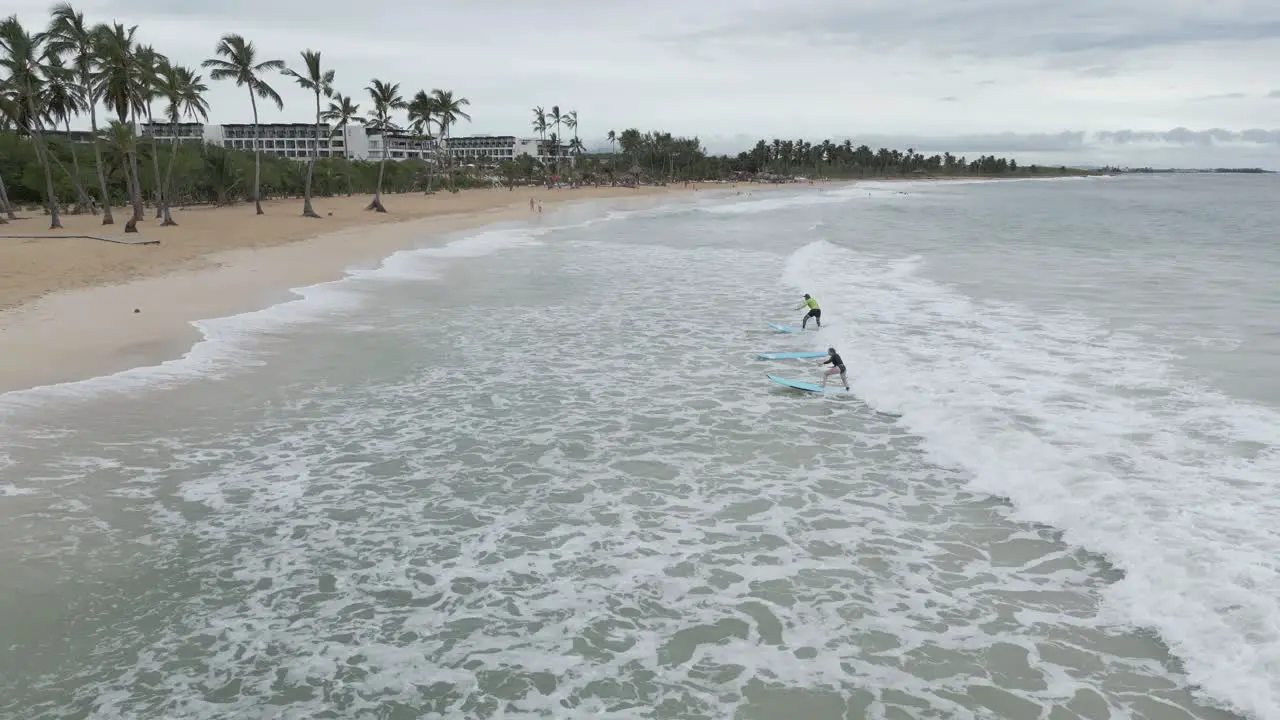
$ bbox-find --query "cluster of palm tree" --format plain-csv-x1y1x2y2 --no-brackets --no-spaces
0,6,476,229
530,105,584,173
2,4,1088,231
735,138,1041,176
593,129,1083,182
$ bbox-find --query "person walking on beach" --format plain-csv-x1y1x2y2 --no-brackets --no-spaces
820,347,850,391
796,293,821,329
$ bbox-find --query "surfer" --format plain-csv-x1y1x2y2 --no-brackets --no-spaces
796,294,821,329
820,347,849,391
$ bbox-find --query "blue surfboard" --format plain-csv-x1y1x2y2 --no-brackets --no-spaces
757,351,828,360
768,323,804,333
767,374,851,394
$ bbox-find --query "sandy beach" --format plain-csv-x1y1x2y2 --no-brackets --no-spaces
0,182,827,393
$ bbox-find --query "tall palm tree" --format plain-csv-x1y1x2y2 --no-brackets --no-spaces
92,21,146,230
565,110,578,141
0,89,18,220
564,109,578,169
430,88,470,190
46,2,112,224
406,89,438,190
0,15,62,229
549,105,562,166
531,106,547,179
607,129,617,176
156,63,208,225
283,49,333,218
364,78,404,212
133,44,168,218
532,105,546,142
202,34,283,215
39,51,96,213
320,92,361,159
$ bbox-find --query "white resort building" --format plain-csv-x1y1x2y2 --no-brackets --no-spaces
138,123,570,164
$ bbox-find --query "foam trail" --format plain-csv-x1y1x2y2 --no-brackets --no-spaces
781,238,1280,720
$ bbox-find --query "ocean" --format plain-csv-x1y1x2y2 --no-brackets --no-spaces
1,175,1277,720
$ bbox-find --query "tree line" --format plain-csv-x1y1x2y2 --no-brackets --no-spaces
1,6,1086,231
0,5,476,230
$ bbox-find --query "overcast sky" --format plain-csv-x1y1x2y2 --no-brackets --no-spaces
11,0,1280,167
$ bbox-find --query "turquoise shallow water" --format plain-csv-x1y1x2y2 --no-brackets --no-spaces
1,176,1277,719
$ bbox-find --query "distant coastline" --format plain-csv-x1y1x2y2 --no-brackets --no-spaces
1084,166,1276,174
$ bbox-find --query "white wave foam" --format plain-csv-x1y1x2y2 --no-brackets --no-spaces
782,238,1280,720
1,233,1235,719
357,227,547,281
696,177,1045,216
0,227,548,419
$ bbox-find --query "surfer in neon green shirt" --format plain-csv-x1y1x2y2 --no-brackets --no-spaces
795,294,822,329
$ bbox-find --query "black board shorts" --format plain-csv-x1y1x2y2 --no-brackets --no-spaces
806,308,822,319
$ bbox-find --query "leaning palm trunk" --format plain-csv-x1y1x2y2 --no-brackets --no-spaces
367,153,388,212
24,98,63,229
127,114,145,225
122,150,141,232
61,120,95,213
423,133,437,192
147,109,164,219
0,171,14,220
160,120,181,226
301,88,320,218
31,116,90,209
87,104,115,225
249,90,264,214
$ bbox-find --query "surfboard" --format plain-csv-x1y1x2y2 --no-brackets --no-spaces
767,323,804,333
757,351,828,360
766,374,851,394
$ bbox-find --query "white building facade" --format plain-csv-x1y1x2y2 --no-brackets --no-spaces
139,123,570,164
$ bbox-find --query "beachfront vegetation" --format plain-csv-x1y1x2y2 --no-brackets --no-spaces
0,7,1087,230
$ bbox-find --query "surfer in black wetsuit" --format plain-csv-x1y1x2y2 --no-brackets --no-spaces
820,347,850,390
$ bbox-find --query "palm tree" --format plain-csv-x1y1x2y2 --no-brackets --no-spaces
564,109,579,170
320,92,361,159
430,88,470,190
532,105,546,142
406,90,438,190
531,106,547,180
46,3,113,224
202,34,283,215
364,78,404,212
565,110,578,141
92,21,147,230
283,49,333,218
607,129,617,177
133,44,168,218
156,63,208,225
0,90,19,220
40,51,96,213
549,105,562,169
0,15,62,229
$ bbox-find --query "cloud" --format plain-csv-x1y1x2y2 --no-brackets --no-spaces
677,0,1280,63
1269,89,1280,98
5,0,1279,168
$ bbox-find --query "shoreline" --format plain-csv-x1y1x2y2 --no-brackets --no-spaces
0,182,840,395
